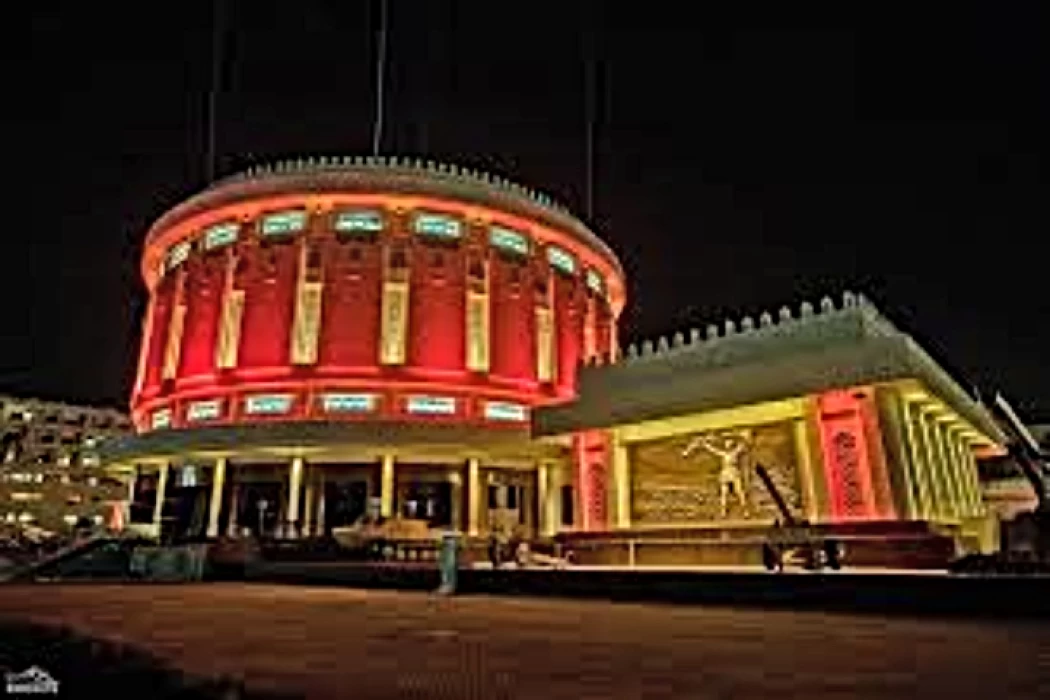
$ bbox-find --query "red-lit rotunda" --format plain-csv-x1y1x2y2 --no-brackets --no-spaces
106,156,626,541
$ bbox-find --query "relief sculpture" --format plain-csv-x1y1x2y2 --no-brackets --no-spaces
630,421,803,524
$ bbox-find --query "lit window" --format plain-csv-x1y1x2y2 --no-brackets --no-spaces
82,455,100,467
320,393,377,413
335,210,383,235
204,222,239,250
546,245,576,275
244,394,293,415
489,226,530,256
166,241,191,270
151,409,171,430
484,401,528,422
406,395,457,416
186,400,222,422
260,210,307,236
586,269,604,295
414,213,462,239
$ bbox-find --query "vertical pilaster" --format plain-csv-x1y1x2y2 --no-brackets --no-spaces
216,251,244,370
379,243,410,365
927,415,958,518
792,418,822,523
380,454,395,518
876,389,919,520
949,431,978,517
959,442,986,516
290,241,323,365
465,255,490,373
466,458,481,536
612,438,632,529
152,463,169,538
901,400,933,520
133,298,156,397
206,457,227,538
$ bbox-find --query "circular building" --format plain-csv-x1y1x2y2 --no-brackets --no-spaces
106,156,626,542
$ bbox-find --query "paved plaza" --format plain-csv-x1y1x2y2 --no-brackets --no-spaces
0,583,1047,698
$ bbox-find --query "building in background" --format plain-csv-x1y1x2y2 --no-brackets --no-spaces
102,157,625,541
0,396,130,537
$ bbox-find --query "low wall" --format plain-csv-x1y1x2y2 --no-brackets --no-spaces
241,561,1050,619
558,521,959,569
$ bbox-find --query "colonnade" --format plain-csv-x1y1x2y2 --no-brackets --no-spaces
138,454,568,540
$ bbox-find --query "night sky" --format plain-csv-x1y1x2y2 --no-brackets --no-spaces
11,3,1048,419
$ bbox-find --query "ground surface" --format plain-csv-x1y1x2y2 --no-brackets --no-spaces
0,583,1047,699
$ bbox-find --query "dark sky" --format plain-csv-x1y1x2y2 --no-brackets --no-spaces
10,2,1049,419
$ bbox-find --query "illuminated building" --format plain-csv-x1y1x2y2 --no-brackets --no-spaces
534,294,1008,565
101,155,1007,566
103,157,625,540
0,396,130,535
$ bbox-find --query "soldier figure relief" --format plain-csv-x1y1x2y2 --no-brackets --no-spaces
682,430,752,517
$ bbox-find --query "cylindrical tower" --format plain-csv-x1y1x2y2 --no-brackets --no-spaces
132,157,624,431
112,157,626,542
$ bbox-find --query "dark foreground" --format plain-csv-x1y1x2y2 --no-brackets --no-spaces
0,584,1048,699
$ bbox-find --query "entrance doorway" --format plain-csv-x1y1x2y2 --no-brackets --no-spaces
324,481,368,533
401,481,453,528
237,482,282,538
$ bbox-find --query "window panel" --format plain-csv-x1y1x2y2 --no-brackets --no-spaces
414,213,462,239
489,226,530,256
260,210,307,236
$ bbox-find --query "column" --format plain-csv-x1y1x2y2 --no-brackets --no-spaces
152,463,169,539
928,418,958,518
286,457,304,538
874,389,918,519
536,462,549,537
126,470,137,504
792,419,823,523
941,427,964,516
952,433,980,516
302,466,315,537
960,444,986,516
380,454,395,518
611,440,632,529
226,482,241,537
206,457,227,538
316,470,327,535
538,461,560,537
914,408,944,518
466,458,481,536
122,469,137,532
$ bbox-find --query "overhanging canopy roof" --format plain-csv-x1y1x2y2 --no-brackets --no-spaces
534,294,1005,444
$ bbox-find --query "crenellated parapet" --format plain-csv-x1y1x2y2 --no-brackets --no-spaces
217,155,574,219
586,290,892,369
